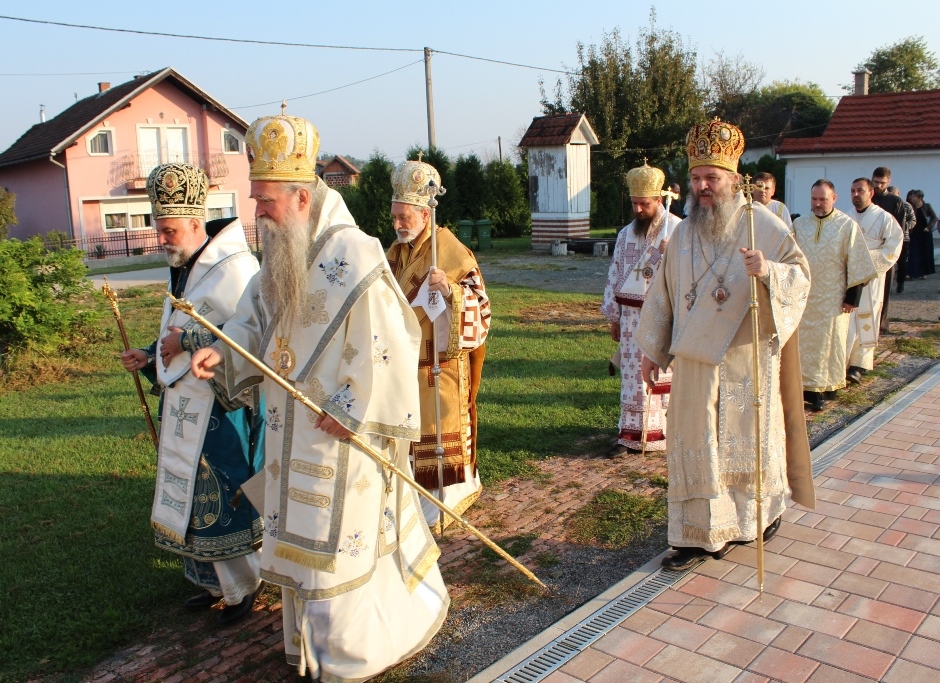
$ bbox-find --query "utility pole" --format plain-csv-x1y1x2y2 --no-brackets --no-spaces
424,47,436,151
498,136,502,163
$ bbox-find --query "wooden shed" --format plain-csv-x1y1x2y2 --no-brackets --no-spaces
518,113,599,251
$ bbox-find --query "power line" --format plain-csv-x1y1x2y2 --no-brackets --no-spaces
433,49,572,75
232,60,424,109
0,15,415,52
0,70,143,76
0,15,571,74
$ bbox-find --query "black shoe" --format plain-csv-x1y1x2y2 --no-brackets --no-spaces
897,286,904,293
763,517,781,542
217,582,264,626
846,367,863,384
823,390,838,400
184,591,219,610
806,391,824,412
661,547,708,570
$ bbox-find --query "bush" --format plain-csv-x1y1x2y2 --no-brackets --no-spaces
0,238,97,356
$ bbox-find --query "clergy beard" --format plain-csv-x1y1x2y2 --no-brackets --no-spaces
259,212,315,329
164,245,194,268
687,187,737,245
632,214,654,239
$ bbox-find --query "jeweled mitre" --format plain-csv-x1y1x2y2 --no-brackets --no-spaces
626,161,665,198
390,159,441,207
686,119,745,173
146,163,209,219
246,114,320,182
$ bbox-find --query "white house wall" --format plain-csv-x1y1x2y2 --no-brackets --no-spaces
783,151,940,218
567,144,591,214
528,146,568,214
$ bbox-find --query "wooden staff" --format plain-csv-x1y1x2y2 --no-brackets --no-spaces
423,178,448,538
639,388,652,456
740,176,765,595
102,277,159,449
168,293,546,589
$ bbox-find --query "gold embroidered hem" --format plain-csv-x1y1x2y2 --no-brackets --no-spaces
274,542,337,572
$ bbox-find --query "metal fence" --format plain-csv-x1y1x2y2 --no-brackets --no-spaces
60,222,259,259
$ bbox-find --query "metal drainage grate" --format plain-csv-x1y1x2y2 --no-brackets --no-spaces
494,563,698,683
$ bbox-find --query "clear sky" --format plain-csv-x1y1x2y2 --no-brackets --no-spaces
1,1,938,164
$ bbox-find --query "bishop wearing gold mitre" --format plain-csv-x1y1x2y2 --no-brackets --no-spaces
638,119,816,571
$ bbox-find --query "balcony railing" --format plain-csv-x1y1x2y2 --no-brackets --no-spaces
109,153,229,189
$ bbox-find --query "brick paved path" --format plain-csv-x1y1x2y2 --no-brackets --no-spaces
477,365,940,683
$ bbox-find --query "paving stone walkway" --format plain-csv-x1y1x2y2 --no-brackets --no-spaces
475,364,940,683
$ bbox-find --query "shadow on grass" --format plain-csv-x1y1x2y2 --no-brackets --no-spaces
0,472,193,682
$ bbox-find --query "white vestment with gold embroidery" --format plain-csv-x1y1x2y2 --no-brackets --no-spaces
847,205,902,370
793,211,877,391
216,185,448,682
637,200,811,551
152,219,259,547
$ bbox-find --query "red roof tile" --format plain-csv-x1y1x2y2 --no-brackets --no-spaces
519,113,589,146
778,89,940,155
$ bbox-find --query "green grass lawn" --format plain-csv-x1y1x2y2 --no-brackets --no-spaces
0,281,618,682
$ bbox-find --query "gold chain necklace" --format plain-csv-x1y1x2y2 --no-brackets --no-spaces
687,229,734,311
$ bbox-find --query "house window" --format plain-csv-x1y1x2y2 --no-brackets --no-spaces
207,192,236,221
222,129,243,154
88,130,113,156
104,212,127,229
100,199,154,231
130,213,152,229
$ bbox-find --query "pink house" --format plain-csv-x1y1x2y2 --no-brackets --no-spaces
0,67,253,254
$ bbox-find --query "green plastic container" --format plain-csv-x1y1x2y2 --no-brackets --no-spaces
457,219,474,248
475,219,492,251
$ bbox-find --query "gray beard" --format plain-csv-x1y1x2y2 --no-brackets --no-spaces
164,245,193,268
259,213,316,330
687,191,738,246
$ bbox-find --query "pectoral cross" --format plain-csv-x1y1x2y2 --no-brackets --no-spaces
169,396,199,438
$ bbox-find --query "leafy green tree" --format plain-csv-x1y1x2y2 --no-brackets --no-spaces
0,187,17,240
338,151,395,245
0,238,95,356
451,154,486,221
541,10,704,226
857,36,940,93
483,159,530,237
717,80,834,147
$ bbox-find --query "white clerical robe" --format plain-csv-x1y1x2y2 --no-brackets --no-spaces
767,200,793,229
215,182,448,682
637,199,815,552
793,211,877,392
601,206,681,451
846,205,902,370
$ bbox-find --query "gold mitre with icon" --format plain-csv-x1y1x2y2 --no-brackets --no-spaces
146,162,209,219
626,160,665,198
246,104,320,182
390,158,441,208
686,118,745,173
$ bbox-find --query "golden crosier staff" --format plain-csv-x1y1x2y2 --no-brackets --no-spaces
739,175,766,596
418,178,448,538
102,277,159,449
168,293,547,589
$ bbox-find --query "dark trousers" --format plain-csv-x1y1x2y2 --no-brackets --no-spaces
880,266,893,335
896,241,909,291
